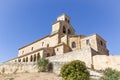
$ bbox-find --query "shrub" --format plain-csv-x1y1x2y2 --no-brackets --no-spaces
24,70,29,73
9,78,14,80
37,58,49,72
5,78,14,80
60,60,90,80
1,67,5,74
100,68,120,80
13,68,18,74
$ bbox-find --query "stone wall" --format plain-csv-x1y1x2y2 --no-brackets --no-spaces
46,46,93,73
0,62,37,74
1,46,120,74
81,34,109,55
0,47,93,74
93,55,120,71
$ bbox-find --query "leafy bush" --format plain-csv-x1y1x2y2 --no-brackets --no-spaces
37,58,49,72
24,70,29,73
13,68,18,74
5,78,14,80
100,68,120,80
2,67,5,74
60,60,90,80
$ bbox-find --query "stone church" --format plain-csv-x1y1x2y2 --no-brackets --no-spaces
0,14,120,73
12,14,109,63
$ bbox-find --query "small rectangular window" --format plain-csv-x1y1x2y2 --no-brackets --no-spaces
31,47,33,51
42,42,44,46
22,51,24,54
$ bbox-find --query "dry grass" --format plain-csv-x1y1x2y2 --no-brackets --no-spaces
0,72,62,80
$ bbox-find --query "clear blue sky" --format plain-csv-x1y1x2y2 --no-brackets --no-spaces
0,0,120,63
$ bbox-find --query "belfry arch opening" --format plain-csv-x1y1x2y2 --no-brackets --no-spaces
68,29,71,34
63,26,66,33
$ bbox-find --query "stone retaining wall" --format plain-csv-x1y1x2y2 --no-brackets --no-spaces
93,55,120,71
47,46,93,68
0,47,93,74
0,62,37,74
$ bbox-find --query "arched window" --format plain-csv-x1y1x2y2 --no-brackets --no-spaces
72,42,76,48
68,29,71,34
63,26,66,33
47,44,49,47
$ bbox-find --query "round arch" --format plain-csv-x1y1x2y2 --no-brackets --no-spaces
72,42,76,48
34,54,36,62
18,59,21,62
46,53,50,57
63,26,66,33
37,53,41,61
30,55,33,62
26,57,28,62
23,58,25,62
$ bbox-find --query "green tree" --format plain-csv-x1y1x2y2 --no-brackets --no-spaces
60,60,90,80
37,58,49,72
101,68,120,80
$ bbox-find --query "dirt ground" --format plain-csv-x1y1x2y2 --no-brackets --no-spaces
0,72,62,80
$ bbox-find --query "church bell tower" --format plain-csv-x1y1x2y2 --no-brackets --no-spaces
51,14,75,35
